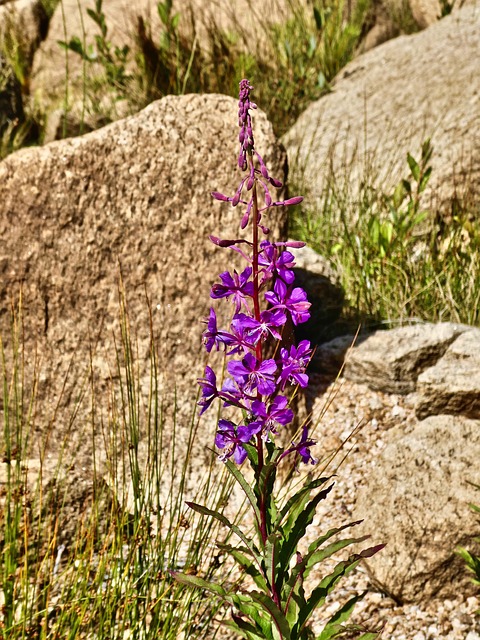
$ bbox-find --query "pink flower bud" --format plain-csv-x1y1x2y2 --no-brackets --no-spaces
212,191,230,202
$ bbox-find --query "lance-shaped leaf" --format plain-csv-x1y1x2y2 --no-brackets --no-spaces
293,545,385,637
263,533,282,594
230,594,276,639
283,530,367,607
217,542,269,591
170,572,229,600
303,534,370,581
248,589,292,640
316,592,365,640
278,483,335,575
186,501,263,572
223,614,272,640
258,461,279,534
276,477,332,536
225,458,262,532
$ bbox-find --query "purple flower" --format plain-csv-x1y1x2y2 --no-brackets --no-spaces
211,267,254,313
264,279,311,325
295,427,317,465
280,426,317,466
225,315,258,355
233,310,286,345
259,241,296,285
197,366,219,414
215,419,261,464
227,353,277,396
250,395,294,439
278,340,312,390
220,377,247,408
202,308,233,353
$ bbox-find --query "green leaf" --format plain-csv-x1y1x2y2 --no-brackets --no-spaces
407,152,420,182
231,594,277,639
171,571,228,599
58,36,87,59
186,501,263,570
282,523,364,607
248,590,291,639
419,166,432,193
304,535,370,580
258,460,279,534
278,483,335,575
313,6,323,30
317,593,364,639
277,477,331,531
392,182,407,209
421,138,433,164
294,545,384,635
264,533,282,592
223,615,269,640
86,7,106,36
225,458,262,529
157,1,169,25
217,542,268,591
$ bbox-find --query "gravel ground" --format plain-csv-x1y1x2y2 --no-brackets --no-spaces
303,373,480,639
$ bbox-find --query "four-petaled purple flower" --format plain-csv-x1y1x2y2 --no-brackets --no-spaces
259,241,296,285
264,279,311,326
234,309,286,345
277,340,312,390
211,267,254,313
227,353,277,396
249,395,294,439
215,419,261,464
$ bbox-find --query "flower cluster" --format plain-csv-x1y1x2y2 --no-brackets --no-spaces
198,79,316,467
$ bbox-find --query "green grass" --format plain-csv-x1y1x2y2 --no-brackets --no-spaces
0,293,242,639
290,139,480,328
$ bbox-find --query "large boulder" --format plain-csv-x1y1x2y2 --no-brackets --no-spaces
0,93,288,472
355,414,480,603
283,5,480,209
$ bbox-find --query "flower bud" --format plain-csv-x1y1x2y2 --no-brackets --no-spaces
212,191,230,202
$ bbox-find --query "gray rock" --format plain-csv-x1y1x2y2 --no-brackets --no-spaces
0,93,288,473
311,334,357,375
416,329,480,419
345,322,468,394
283,6,480,210
355,414,480,603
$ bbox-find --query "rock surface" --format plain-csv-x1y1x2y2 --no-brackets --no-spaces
354,414,480,603
283,6,480,209
416,328,480,419
0,93,288,470
344,322,468,393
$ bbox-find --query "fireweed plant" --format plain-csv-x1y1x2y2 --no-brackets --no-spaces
173,80,383,640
